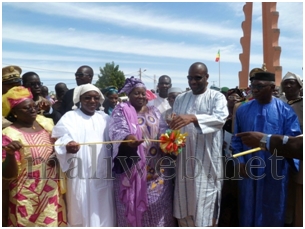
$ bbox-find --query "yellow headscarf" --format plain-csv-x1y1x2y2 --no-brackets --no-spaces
2,86,33,117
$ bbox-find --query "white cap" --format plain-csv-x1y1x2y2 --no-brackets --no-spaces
282,72,303,87
168,87,183,94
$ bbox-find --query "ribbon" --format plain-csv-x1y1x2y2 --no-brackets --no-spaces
159,129,188,156
232,147,262,158
2,139,162,149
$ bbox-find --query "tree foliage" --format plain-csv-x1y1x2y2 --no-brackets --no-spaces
94,62,125,91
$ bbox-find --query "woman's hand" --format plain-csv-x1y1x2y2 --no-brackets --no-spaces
47,153,59,167
124,135,144,148
2,141,20,179
66,141,80,154
3,141,23,155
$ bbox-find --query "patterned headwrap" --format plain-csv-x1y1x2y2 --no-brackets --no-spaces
72,83,105,110
102,86,118,97
119,76,146,95
2,86,33,117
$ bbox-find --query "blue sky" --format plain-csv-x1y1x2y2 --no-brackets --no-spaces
2,2,303,93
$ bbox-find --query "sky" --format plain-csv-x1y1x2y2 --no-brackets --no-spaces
2,2,303,94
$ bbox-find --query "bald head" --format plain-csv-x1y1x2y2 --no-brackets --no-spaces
77,65,94,76
158,75,171,84
189,62,208,73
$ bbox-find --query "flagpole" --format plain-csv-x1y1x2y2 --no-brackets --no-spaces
219,51,220,89
215,49,220,89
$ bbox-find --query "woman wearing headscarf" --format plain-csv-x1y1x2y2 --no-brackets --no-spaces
102,86,119,115
109,76,176,227
51,83,116,227
2,86,67,226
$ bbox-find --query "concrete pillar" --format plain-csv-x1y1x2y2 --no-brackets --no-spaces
238,2,253,89
262,2,282,86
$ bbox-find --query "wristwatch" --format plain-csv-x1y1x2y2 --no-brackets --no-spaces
259,134,268,150
283,135,289,145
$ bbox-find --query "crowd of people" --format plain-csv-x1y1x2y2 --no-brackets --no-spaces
2,63,302,227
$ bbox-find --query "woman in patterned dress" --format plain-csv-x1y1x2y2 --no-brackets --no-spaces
109,76,177,227
2,86,66,227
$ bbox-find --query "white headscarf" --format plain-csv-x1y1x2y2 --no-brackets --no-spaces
72,84,105,110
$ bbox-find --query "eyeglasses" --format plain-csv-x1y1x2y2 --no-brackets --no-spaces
27,82,43,87
187,75,205,81
75,73,92,78
250,84,271,90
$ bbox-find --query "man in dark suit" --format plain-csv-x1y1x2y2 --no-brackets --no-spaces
60,65,94,115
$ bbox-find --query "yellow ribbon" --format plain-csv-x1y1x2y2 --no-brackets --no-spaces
2,139,162,149
232,147,262,158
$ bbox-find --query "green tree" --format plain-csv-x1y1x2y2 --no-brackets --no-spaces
95,62,125,91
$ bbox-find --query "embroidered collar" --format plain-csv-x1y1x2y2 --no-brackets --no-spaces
287,97,302,105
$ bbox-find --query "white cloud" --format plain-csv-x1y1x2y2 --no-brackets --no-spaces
3,2,245,40
2,23,243,62
3,22,302,66
277,2,303,32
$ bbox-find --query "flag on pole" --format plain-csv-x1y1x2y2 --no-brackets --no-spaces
215,50,220,62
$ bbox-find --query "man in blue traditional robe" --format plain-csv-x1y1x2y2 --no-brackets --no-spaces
231,71,301,227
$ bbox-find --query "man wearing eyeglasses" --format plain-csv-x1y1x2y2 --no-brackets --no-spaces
22,72,62,124
231,71,301,226
169,62,228,227
60,65,94,115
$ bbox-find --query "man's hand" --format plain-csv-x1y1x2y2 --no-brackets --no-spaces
66,141,80,154
124,135,144,148
235,131,264,148
38,98,51,113
236,163,248,178
169,114,197,130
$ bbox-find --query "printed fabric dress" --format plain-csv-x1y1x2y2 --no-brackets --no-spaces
2,115,67,227
110,103,177,227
